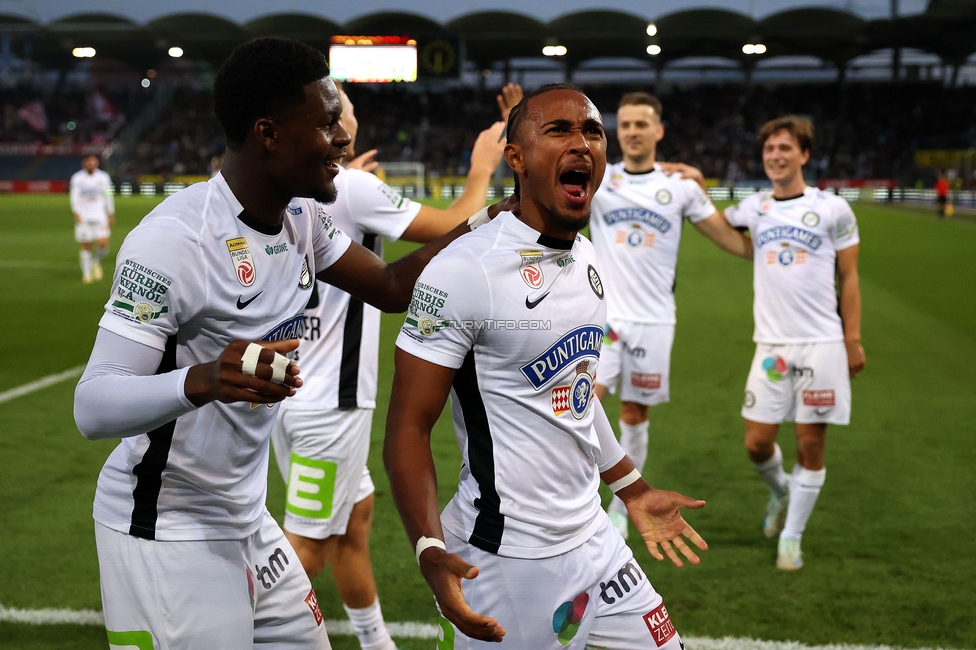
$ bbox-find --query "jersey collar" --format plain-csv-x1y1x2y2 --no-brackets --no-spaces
210,171,283,236
504,212,576,251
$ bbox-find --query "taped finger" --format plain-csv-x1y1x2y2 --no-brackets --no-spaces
270,352,291,383
241,343,263,377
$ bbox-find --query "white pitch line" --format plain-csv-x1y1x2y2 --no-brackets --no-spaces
0,260,72,269
0,365,85,405
0,606,961,649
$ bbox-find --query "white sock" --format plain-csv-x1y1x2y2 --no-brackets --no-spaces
782,465,826,541
95,245,109,262
79,250,92,276
344,598,397,650
753,442,789,498
610,419,649,515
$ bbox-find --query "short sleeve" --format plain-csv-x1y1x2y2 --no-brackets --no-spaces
395,248,490,369
98,219,206,351
682,179,717,224
723,199,752,229
311,202,353,273
343,169,422,241
830,200,860,251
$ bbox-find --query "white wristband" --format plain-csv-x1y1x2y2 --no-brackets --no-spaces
241,343,262,377
415,536,446,564
269,352,291,383
608,469,642,494
467,206,491,230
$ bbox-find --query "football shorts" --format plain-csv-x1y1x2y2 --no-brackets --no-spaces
742,341,852,425
272,407,375,539
96,510,330,649
438,513,684,650
75,219,110,243
597,321,675,407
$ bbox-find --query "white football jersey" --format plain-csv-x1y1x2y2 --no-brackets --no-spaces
92,173,352,541
70,168,115,222
589,162,716,324
285,167,421,411
396,212,608,559
724,186,859,344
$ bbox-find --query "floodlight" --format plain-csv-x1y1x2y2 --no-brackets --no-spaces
168,46,184,58
646,44,662,56
646,23,657,36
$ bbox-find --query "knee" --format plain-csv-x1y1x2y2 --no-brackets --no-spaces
620,402,648,426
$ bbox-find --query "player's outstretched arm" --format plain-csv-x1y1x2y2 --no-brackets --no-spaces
694,211,753,260
385,349,506,643
400,121,507,243
837,244,865,378
601,459,708,568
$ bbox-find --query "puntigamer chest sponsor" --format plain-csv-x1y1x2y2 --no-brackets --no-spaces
261,314,305,342
603,207,672,233
110,259,173,323
521,325,603,390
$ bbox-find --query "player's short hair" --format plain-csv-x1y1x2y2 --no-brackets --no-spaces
759,116,814,153
506,83,586,145
618,92,663,120
213,37,330,146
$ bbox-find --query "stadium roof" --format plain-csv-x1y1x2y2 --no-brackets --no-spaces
1,0,975,72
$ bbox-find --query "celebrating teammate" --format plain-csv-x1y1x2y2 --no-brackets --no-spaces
70,154,115,284
270,81,506,649
385,84,706,648
73,37,481,648
588,93,751,538
721,116,865,570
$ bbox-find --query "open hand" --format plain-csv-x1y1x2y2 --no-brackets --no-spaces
624,488,707,568
346,149,379,173
658,162,707,192
420,549,506,642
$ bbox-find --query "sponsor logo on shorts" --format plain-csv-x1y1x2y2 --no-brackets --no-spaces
599,561,645,604
803,389,836,407
631,372,661,389
588,264,604,299
744,390,756,408
762,356,788,381
305,589,324,626
227,237,256,287
518,250,545,289
520,325,603,390
656,188,672,205
604,325,618,345
802,211,820,227
644,603,677,647
254,547,290,589
552,592,589,645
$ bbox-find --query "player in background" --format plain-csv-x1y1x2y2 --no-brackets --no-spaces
386,84,706,648
73,37,484,648
70,154,115,283
717,116,865,570
271,78,506,650
588,92,752,539
935,172,950,218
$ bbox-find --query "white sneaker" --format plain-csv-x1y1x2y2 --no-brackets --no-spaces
92,262,103,281
776,535,803,570
763,491,789,538
82,272,93,284
608,510,629,540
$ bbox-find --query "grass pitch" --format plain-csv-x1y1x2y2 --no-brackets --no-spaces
0,194,974,649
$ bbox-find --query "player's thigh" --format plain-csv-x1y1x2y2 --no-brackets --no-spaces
250,512,331,649
793,342,851,425
95,523,253,650
742,344,794,424
95,223,111,242
598,324,624,395
442,530,601,650
281,408,374,539
617,323,674,407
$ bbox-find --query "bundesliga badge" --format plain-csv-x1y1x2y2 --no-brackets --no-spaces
226,237,255,287
518,250,544,289
299,255,313,290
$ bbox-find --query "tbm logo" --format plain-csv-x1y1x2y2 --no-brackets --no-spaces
255,547,290,589
599,561,645,604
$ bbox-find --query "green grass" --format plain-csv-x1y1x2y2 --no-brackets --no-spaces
0,194,974,649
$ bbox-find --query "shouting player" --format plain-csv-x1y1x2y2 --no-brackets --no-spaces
722,116,865,570
385,84,706,648
270,79,506,649
70,154,115,283
589,92,751,538
74,37,481,649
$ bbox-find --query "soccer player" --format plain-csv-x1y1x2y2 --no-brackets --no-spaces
721,116,865,570
385,84,707,648
935,172,950,217
73,37,481,649
70,154,115,283
588,93,752,538
271,80,506,649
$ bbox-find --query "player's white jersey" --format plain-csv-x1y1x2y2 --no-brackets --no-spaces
70,169,115,222
724,186,859,344
285,167,421,411
91,173,351,541
589,162,716,325
397,212,608,559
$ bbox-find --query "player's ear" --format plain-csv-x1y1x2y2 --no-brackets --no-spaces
504,143,525,175
254,118,277,152
656,123,665,144
800,148,811,166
